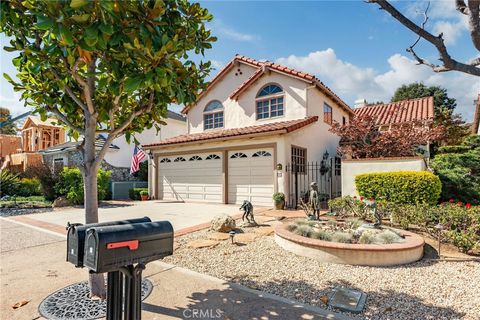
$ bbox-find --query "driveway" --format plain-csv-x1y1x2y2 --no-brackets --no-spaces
9,201,251,232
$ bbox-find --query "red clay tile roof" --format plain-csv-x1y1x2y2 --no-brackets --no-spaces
143,116,318,148
354,96,434,125
181,54,353,115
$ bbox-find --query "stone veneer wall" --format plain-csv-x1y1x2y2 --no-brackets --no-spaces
42,149,142,182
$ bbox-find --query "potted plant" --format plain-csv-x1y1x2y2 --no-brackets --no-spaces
273,192,285,210
140,190,149,201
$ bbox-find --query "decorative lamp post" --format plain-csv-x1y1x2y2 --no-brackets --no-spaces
434,223,444,258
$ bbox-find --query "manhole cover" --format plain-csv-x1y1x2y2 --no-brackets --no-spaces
38,279,153,320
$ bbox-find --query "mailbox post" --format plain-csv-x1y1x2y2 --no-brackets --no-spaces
66,218,173,320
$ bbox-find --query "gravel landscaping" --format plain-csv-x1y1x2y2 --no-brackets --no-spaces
0,207,54,217
165,219,480,320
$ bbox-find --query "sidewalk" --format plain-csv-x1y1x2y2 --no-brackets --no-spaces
0,217,349,320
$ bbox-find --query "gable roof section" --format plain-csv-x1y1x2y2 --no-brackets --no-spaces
143,116,318,148
167,110,186,122
354,96,434,125
21,116,63,130
181,54,354,116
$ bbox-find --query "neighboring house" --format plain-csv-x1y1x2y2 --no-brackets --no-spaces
0,134,21,165
39,110,186,182
1,116,65,171
353,96,434,130
143,54,354,206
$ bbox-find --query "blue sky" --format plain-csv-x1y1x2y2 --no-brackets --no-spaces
1,1,479,120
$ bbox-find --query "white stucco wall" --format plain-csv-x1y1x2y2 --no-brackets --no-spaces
104,118,186,168
341,158,427,197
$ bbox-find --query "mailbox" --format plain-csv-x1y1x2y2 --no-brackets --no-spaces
66,217,152,267
83,221,173,273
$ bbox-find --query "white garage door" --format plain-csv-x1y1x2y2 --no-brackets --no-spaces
158,153,222,202
228,149,274,207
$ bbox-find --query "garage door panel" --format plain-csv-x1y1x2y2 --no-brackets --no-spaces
158,153,222,202
228,148,274,207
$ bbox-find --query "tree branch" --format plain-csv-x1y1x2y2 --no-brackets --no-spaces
456,0,470,15
47,105,85,134
93,93,155,168
368,0,480,76
468,0,480,51
50,68,89,113
83,57,97,115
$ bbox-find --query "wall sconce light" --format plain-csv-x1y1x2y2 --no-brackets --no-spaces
276,163,283,171
147,150,153,160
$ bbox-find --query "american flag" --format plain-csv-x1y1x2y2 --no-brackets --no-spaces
130,145,146,174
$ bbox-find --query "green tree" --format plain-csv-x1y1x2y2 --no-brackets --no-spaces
1,0,215,297
430,135,480,205
0,107,17,135
391,83,470,146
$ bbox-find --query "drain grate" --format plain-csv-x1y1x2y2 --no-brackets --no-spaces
38,279,153,320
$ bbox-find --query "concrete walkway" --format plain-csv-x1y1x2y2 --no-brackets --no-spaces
0,217,349,320
10,201,247,233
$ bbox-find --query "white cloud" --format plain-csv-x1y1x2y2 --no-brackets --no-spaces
211,20,259,42
276,49,480,121
432,18,468,45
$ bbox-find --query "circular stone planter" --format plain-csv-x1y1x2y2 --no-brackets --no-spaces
274,224,424,266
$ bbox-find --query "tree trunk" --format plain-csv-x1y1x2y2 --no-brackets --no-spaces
83,116,106,299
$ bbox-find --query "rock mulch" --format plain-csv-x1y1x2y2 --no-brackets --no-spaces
0,207,53,217
166,221,480,320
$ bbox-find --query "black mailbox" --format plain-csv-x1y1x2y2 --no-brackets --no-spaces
83,221,173,273
67,217,152,267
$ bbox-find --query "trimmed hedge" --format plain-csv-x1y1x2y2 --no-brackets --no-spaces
355,171,441,205
129,188,148,200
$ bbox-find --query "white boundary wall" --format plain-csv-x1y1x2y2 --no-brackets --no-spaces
341,157,427,197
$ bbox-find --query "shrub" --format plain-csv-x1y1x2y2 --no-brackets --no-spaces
22,164,59,201
139,190,149,196
438,203,480,253
54,168,111,205
345,217,363,230
17,178,42,196
272,192,285,202
331,232,352,243
311,230,332,241
374,230,403,244
431,135,480,205
355,171,441,205
129,188,149,200
293,225,314,237
328,196,370,219
0,169,19,196
359,230,376,244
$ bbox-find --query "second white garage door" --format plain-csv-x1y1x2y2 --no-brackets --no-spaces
228,149,274,206
158,153,222,202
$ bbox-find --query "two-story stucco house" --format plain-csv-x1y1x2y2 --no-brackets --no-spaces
143,55,354,206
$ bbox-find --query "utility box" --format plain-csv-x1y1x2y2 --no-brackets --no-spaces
66,217,152,267
83,221,174,273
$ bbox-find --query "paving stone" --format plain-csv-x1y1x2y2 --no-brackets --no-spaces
328,287,367,314
207,232,231,241
233,233,257,243
186,239,220,249
254,226,275,236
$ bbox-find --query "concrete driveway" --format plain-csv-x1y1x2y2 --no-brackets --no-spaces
11,201,250,232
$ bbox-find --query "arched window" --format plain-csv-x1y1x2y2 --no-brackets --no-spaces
252,150,272,157
160,158,171,163
174,157,186,162
230,152,247,159
204,101,224,130
205,154,221,160
189,155,202,161
256,84,284,120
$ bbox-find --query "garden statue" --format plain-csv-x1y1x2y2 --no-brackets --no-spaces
309,182,320,220
239,200,256,225
363,199,382,227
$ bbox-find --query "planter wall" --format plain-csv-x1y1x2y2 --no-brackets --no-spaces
274,224,424,267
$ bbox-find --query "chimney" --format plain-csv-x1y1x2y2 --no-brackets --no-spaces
354,99,367,109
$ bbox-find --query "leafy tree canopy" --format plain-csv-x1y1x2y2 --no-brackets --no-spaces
1,0,215,145
0,107,17,135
